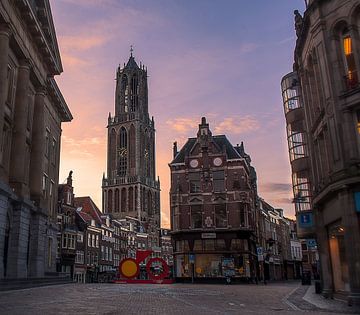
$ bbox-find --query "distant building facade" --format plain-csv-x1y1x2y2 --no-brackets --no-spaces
102,52,160,248
169,117,258,282
0,0,72,279
282,0,360,305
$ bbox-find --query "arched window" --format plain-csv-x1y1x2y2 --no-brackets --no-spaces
118,127,127,176
122,75,129,112
129,124,136,169
108,190,113,213
109,129,116,176
115,189,119,212
128,187,134,212
342,28,358,89
144,129,149,177
142,187,145,212
121,188,127,212
147,190,153,215
135,186,138,211
130,74,138,112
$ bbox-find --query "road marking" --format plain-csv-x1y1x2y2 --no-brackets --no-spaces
282,284,303,312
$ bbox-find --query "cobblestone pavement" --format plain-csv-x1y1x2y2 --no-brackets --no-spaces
0,282,356,315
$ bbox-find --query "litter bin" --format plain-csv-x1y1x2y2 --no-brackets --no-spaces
315,280,321,294
301,271,311,285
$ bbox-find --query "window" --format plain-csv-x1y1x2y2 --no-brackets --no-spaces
118,127,127,176
76,251,84,264
88,234,91,247
42,174,48,198
215,204,227,228
48,238,53,268
191,205,202,228
189,172,201,193
51,138,56,164
96,235,99,248
357,110,360,134
92,234,95,248
213,170,225,192
105,247,109,261
109,248,113,261
101,246,105,260
342,31,358,89
62,233,75,249
45,129,50,157
77,233,83,243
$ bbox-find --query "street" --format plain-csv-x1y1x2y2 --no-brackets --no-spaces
0,282,356,315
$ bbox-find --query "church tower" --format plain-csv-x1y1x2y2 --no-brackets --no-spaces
102,50,160,238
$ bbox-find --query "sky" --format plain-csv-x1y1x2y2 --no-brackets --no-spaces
51,0,306,228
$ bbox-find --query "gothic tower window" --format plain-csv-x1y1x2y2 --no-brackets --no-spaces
121,187,127,212
130,74,138,112
108,189,113,213
128,187,134,212
148,190,152,215
115,189,119,212
129,124,136,169
109,129,116,177
122,75,129,112
342,29,358,89
118,127,127,176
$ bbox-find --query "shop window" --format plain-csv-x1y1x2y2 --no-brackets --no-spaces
189,172,201,193
213,170,225,192
342,31,358,89
231,239,245,251
204,240,215,251
214,204,227,228
357,110,360,134
190,205,202,228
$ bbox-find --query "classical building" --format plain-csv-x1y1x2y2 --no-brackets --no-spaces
0,0,72,279
169,117,258,282
281,0,360,304
102,51,160,247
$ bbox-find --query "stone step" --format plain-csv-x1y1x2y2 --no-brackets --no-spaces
0,277,73,291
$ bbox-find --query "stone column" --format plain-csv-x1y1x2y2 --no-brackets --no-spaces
0,24,11,179
315,210,333,298
29,86,46,207
28,212,46,277
9,59,31,198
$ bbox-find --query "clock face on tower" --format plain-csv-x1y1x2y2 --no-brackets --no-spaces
213,157,222,166
190,159,199,168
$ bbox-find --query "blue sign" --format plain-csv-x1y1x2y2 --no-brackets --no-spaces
256,247,263,256
189,254,195,264
306,239,317,249
298,212,314,228
354,192,360,212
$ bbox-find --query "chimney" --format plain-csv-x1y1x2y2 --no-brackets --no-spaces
173,141,178,158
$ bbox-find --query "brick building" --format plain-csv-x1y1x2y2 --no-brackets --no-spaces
0,0,72,279
170,117,258,282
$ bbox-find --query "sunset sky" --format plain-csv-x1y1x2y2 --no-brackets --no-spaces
51,0,305,227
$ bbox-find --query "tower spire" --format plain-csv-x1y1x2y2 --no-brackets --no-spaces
130,45,133,57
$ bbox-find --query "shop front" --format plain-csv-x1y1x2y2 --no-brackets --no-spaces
172,232,257,283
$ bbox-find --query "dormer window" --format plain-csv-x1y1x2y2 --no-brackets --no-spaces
342,30,358,89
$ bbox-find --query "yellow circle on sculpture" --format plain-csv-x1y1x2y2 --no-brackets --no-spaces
195,267,202,274
121,260,138,278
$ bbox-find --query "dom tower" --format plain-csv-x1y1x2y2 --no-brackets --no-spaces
102,51,160,241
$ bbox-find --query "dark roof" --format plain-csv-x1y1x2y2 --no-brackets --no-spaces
171,135,241,164
74,196,102,225
125,55,139,69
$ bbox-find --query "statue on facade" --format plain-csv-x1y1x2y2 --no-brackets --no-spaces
294,10,303,37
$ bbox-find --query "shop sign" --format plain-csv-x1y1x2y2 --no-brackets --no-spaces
189,254,195,264
256,247,263,256
354,192,360,212
298,212,313,228
201,233,216,239
306,239,317,249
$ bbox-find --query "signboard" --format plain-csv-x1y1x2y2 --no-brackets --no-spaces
256,247,263,256
306,239,317,249
354,192,360,212
201,233,216,239
298,212,313,228
189,254,195,264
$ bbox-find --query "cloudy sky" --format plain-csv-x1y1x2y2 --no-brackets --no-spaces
51,0,305,227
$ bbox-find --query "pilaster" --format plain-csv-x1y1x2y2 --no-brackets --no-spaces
0,24,12,181
9,59,31,198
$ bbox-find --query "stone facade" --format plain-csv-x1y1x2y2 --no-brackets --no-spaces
102,52,160,247
169,117,258,282
0,1,72,279
282,0,360,305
